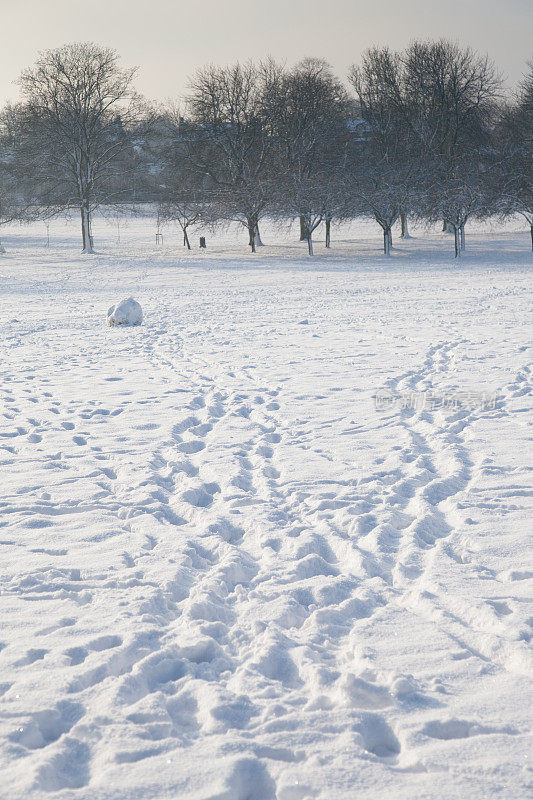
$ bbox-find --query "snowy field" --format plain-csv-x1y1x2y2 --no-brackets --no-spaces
0,215,531,800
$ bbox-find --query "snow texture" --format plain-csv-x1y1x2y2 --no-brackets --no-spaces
106,297,143,326
0,214,531,800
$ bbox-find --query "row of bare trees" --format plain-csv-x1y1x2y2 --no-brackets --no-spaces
0,41,531,257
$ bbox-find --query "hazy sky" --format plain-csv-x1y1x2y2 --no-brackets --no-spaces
1,0,531,106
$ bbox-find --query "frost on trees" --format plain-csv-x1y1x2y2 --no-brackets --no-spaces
106,298,143,326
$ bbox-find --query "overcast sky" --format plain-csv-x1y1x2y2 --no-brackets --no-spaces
2,0,531,106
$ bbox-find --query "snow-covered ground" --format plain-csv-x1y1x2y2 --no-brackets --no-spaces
0,216,531,800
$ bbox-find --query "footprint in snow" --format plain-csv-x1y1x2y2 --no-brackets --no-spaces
88,634,123,652
9,700,85,751
177,440,205,454
354,713,401,759
65,647,88,666
36,736,91,790
486,599,512,617
188,396,206,409
256,445,273,458
181,482,221,508
421,718,516,740
14,648,48,666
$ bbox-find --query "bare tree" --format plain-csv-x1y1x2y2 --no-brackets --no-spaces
160,191,205,249
209,181,274,251
401,40,501,238
401,41,501,160
183,62,273,252
345,157,417,255
419,155,498,257
495,62,533,248
16,43,142,252
348,49,421,254
0,164,19,252
0,105,39,251
265,58,350,247
350,47,417,242
275,172,334,255
155,112,210,249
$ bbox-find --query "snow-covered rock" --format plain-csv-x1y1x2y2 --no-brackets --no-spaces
106,297,143,326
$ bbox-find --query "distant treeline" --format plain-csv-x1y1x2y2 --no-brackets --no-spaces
0,41,531,256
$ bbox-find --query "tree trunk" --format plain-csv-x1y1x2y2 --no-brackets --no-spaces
247,219,256,252
81,206,94,254
325,217,331,248
388,228,393,251
81,209,87,251
460,224,465,251
0,238,5,254
300,215,307,241
183,227,191,250
531,224,533,251
454,226,461,258
400,212,410,238
254,222,264,247
247,219,256,253
307,232,313,256
383,227,391,255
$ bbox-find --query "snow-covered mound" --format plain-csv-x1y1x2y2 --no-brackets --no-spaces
106,297,142,326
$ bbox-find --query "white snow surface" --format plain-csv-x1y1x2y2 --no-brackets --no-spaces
106,297,143,327
0,216,531,800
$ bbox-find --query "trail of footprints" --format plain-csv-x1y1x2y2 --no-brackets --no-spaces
2,376,293,791
1,342,529,795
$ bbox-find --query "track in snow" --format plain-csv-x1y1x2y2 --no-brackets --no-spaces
0,226,531,800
